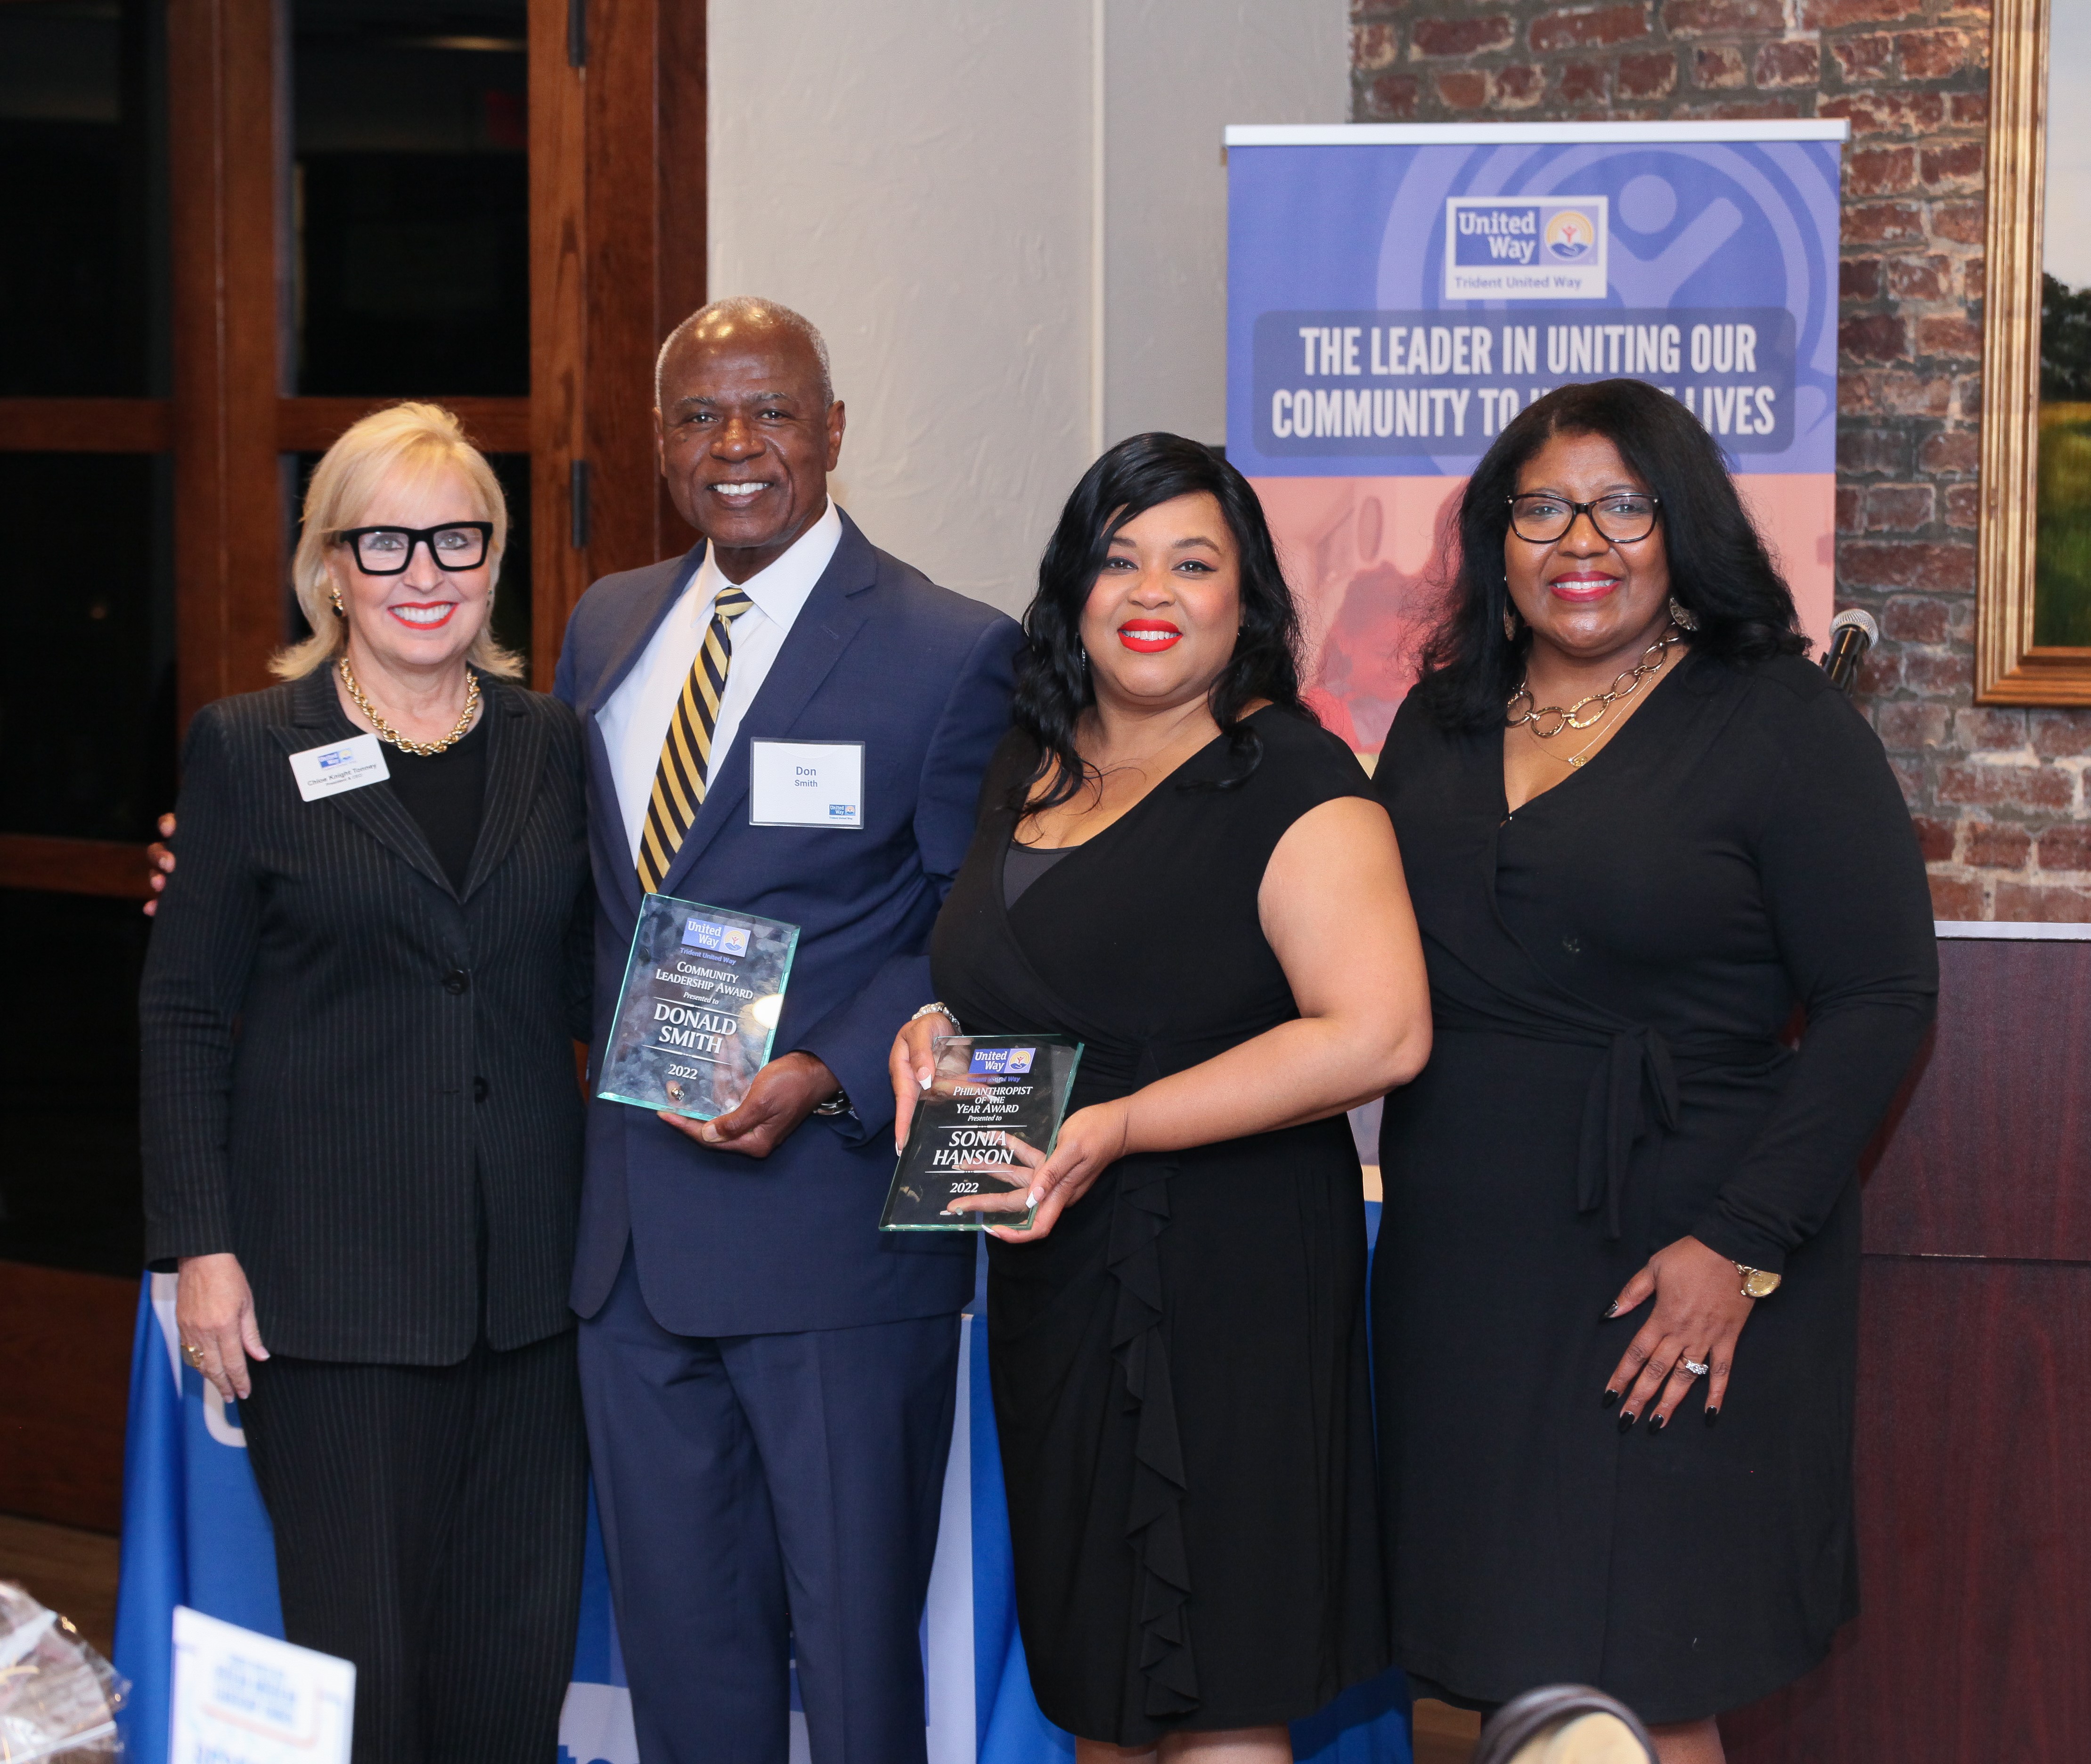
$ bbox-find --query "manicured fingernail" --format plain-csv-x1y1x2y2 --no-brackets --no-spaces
1704,1407,1720,1428
1026,1191,1040,1208
1599,1304,1617,1321
1647,1414,1667,1436
1617,1411,1637,1433
1601,1388,1620,1409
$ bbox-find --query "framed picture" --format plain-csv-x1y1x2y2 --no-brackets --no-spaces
1978,0,2091,702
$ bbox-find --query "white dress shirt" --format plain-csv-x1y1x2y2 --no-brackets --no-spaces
597,498,845,868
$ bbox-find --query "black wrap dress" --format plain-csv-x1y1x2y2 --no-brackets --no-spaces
1370,651,1937,1723
930,708,1390,1745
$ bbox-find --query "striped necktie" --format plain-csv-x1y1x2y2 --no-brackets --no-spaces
638,584,755,894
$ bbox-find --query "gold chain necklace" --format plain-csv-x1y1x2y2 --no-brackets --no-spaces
1535,720,1615,771
1507,627,1680,738
337,659,481,756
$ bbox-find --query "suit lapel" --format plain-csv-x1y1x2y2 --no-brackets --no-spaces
460,679,545,900
579,548,704,717
581,548,703,920
270,666,455,899
656,516,878,899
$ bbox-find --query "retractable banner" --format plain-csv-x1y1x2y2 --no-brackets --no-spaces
1226,121,1847,753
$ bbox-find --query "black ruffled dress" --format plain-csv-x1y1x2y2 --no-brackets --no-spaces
929,709,1389,1745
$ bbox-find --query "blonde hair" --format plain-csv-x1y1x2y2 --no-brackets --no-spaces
272,401,525,681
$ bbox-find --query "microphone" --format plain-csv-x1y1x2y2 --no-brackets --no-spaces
1822,607,1879,694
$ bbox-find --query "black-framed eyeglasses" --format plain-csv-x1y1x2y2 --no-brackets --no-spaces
1506,493,1659,546
336,523,494,574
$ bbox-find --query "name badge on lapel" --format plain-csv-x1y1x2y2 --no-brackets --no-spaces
749,739,864,830
287,733,389,802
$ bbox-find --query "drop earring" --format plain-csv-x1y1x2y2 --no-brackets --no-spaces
1667,596,1699,632
1503,606,1522,643
329,582,346,621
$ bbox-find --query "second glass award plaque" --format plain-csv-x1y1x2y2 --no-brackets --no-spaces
881,1035,1084,1233
596,893,800,1122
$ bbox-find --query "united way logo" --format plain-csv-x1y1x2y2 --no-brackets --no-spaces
969,1046,1036,1078
1544,209,1596,260
1445,196,1608,301
681,916,751,959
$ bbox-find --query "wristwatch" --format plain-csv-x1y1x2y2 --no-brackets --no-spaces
1736,1263,1782,1299
812,1087,853,1118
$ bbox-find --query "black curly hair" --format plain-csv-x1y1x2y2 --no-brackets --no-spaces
1011,432,1311,813
1414,378,1808,732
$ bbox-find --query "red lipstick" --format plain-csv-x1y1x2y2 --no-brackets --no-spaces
387,601,459,629
1117,620,1183,653
1546,572,1619,606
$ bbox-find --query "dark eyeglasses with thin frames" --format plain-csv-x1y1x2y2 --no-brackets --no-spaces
1506,493,1659,546
336,523,495,575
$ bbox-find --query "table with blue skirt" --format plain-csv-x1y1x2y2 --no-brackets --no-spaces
112,1215,1413,1764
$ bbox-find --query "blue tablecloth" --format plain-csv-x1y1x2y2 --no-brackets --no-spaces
114,1228,1411,1764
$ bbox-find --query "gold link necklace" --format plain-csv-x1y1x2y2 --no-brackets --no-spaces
337,658,481,756
1506,626,1681,743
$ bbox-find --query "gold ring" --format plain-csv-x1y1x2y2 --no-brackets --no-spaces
181,1342,206,1366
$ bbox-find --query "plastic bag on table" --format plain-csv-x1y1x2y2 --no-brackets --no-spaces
0,1580,130,1761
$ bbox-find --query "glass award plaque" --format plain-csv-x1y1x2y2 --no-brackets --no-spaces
880,1035,1084,1233
596,893,800,1122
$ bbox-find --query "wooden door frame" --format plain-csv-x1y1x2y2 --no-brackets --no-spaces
167,0,287,727
532,0,708,682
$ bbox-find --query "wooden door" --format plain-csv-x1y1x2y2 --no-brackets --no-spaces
0,0,704,1526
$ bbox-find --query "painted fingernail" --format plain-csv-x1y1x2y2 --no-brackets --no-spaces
1026,1191,1040,1208
1601,1388,1620,1409
1647,1414,1667,1436
1704,1407,1720,1428
1617,1411,1637,1433
1599,1303,1618,1321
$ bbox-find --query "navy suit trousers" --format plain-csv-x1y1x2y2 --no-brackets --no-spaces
579,1251,961,1764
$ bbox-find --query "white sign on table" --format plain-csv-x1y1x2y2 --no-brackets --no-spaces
169,1606,354,1764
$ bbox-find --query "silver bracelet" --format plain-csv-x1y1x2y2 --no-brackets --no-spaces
909,1001,962,1033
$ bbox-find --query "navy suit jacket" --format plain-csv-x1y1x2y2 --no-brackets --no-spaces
553,511,1021,1335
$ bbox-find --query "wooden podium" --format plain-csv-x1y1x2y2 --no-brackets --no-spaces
1724,926,2091,1763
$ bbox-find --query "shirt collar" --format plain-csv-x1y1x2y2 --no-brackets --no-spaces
691,496,844,630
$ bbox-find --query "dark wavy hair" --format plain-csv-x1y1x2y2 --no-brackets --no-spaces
1414,378,1808,732
1011,432,1310,813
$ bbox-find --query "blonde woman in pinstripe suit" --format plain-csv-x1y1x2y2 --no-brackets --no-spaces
141,404,593,1764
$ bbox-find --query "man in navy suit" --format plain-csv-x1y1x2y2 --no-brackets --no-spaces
551,297,1020,1763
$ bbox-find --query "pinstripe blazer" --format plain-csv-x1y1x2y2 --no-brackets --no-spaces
139,667,593,1365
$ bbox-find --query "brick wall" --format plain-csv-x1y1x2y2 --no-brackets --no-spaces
1350,0,2091,922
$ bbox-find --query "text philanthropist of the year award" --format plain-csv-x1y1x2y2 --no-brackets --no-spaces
882,1035,1083,1232
596,894,800,1121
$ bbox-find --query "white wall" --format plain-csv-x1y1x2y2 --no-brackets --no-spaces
708,1,1346,616
1102,1,1347,449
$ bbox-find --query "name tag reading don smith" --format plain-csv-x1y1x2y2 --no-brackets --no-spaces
749,738,865,829
597,894,800,1121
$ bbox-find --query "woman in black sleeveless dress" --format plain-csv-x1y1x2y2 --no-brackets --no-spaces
889,435,1431,1759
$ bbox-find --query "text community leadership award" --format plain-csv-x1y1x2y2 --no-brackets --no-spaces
598,893,800,1121
882,1036,1083,1232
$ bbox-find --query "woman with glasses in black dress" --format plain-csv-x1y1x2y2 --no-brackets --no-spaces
889,433,1432,1762
1370,380,1936,1762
